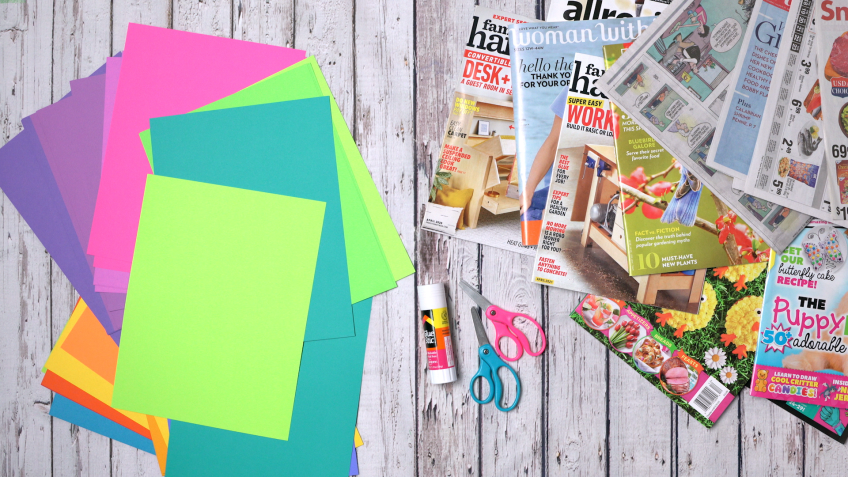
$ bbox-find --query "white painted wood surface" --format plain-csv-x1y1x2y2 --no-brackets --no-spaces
1,0,847,475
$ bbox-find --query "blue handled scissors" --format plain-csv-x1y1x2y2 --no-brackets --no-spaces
469,307,521,412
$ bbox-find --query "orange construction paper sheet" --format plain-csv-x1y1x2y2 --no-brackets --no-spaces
148,415,169,475
43,299,150,430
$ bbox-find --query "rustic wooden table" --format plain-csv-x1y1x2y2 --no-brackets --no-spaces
1,0,846,475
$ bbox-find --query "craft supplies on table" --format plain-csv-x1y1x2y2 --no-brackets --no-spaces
469,307,522,412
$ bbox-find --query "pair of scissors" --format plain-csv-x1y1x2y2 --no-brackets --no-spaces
459,279,547,361
470,307,521,412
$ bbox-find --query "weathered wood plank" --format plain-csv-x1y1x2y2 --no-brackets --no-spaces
51,0,111,98
0,1,56,476
233,0,294,48
479,250,545,476
676,401,739,477
294,0,354,120
110,447,163,477
413,0,483,475
353,0,417,474
110,0,171,54
173,0,233,37
607,357,672,477
546,288,607,477
739,393,804,476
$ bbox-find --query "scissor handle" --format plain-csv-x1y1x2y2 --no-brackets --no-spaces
469,344,520,412
486,306,547,362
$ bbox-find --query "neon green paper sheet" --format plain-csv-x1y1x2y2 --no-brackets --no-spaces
150,97,354,342
141,57,412,300
112,175,325,441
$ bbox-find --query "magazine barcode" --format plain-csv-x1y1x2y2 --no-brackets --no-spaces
689,377,729,419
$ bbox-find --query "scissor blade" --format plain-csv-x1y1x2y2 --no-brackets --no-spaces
459,279,493,311
471,307,490,347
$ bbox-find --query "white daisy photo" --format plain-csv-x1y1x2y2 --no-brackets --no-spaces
720,366,738,385
704,347,727,370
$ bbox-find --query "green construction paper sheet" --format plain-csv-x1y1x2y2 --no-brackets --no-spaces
150,97,353,342
112,175,325,441
165,298,372,476
141,57,413,297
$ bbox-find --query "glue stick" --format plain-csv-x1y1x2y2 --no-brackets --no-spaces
418,283,457,384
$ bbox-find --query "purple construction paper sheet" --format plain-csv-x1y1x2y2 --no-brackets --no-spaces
103,57,122,169
350,444,359,476
0,125,113,334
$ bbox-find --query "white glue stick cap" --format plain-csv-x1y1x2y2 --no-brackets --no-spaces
430,366,457,385
418,283,448,309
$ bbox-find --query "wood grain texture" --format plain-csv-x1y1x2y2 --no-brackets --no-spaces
4,0,848,475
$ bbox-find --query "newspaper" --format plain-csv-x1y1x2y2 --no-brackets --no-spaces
707,0,789,179
597,0,810,252
420,7,536,255
813,0,848,223
743,0,838,222
547,0,638,20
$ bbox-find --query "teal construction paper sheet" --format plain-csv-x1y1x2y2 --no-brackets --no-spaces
150,97,352,342
49,394,155,453
165,298,372,476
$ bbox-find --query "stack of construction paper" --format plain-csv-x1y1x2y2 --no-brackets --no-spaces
0,23,413,476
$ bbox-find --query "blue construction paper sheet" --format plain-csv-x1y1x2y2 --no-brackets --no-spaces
149,97,353,342
49,394,155,454
165,298,372,476
350,444,359,475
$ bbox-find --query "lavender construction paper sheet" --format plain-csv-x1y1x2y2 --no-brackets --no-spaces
0,124,113,334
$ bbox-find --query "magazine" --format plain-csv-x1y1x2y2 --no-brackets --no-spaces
743,0,836,222
571,261,768,427
751,221,848,407
546,0,639,21
510,16,655,246
814,1,848,224
707,0,789,179
420,7,535,255
604,43,770,276
596,0,811,253
530,141,706,312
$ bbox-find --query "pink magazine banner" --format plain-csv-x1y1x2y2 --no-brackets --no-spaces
751,364,848,409
88,23,306,271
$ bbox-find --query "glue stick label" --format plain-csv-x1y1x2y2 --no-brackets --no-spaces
423,307,454,371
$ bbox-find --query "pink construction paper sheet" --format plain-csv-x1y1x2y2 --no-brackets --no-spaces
88,23,306,272
93,267,129,290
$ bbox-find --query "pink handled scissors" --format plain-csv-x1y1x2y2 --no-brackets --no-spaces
459,280,546,361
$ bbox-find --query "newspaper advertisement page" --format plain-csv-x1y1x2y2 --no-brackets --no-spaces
814,0,848,223
546,0,639,20
420,7,536,255
707,0,790,179
744,0,837,222
597,0,810,252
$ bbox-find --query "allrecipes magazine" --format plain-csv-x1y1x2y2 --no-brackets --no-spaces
420,7,535,255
